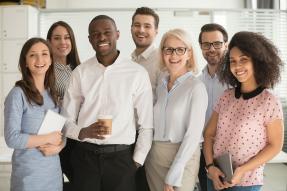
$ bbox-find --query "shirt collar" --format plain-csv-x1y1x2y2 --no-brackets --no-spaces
131,43,157,61
162,71,193,86
54,62,72,71
235,84,265,100
95,50,122,67
202,65,218,79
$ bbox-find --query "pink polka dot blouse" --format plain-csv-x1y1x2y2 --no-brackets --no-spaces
213,88,283,186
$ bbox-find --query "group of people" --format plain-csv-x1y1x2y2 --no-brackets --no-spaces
4,6,284,191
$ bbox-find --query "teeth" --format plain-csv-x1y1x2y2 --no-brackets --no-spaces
236,71,245,75
98,43,109,47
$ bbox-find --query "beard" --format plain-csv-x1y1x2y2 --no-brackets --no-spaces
205,50,226,66
133,38,151,49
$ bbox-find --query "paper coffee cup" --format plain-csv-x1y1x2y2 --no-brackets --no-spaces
97,115,112,138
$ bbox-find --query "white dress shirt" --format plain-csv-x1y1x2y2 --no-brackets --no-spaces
131,43,162,95
61,53,153,165
198,66,227,126
153,72,208,186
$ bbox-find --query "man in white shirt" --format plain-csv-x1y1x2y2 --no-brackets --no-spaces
62,15,153,191
131,7,161,96
130,7,160,191
198,23,228,191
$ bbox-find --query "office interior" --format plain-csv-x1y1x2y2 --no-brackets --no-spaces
0,0,286,190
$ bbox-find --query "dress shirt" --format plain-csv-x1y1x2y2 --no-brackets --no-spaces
61,53,153,165
153,72,208,186
198,66,227,126
131,43,162,95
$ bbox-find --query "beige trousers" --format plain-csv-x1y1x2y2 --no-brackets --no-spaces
145,141,200,191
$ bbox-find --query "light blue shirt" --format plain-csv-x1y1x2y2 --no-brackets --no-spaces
153,71,208,186
198,66,227,126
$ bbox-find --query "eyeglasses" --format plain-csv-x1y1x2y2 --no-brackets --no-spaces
162,47,187,55
200,41,224,50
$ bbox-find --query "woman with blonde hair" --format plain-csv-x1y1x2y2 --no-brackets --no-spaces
145,29,208,191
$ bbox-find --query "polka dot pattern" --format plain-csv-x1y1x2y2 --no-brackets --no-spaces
212,89,283,186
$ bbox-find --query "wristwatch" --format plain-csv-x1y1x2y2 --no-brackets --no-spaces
205,163,215,173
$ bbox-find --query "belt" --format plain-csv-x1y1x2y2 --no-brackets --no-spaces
78,142,131,154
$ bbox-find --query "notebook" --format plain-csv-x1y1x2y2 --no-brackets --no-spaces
214,153,234,183
37,110,66,135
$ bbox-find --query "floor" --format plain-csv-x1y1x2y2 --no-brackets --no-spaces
0,163,286,191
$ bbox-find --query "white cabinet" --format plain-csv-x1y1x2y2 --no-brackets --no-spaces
0,5,39,137
2,6,38,39
2,40,25,72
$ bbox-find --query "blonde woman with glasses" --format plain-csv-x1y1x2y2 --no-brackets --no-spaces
145,29,208,191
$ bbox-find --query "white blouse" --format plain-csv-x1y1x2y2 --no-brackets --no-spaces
153,71,208,186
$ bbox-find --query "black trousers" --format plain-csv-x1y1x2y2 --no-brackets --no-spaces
136,166,150,191
198,149,207,191
60,138,77,191
71,142,137,191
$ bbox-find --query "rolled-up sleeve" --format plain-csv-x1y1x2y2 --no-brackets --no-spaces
61,67,84,140
133,70,154,165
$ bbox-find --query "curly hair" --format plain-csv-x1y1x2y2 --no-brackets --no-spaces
218,31,283,88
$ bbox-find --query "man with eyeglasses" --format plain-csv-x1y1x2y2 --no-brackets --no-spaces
130,7,161,191
198,23,228,191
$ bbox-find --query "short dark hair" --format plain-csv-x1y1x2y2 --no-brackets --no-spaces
46,21,81,70
198,23,228,44
219,31,283,88
132,7,159,29
89,15,117,34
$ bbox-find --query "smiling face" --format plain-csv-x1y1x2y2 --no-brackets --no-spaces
88,18,119,58
201,31,227,67
229,47,257,87
162,36,191,76
49,25,72,60
26,42,52,78
131,14,158,50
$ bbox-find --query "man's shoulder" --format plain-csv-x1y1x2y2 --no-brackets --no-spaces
121,57,147,70
74,56,98,71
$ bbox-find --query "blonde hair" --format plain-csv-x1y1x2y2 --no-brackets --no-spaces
159,28,197,73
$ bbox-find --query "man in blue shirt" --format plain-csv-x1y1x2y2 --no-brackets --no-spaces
198,23,228,191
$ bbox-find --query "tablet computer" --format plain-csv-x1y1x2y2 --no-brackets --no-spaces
214,153,234,183
37,110,66,135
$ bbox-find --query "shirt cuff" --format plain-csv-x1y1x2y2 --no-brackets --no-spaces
165,162,185,187
63,121,82,141
133,151,146,165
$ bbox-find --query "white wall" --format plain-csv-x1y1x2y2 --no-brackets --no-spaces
46,0,244,9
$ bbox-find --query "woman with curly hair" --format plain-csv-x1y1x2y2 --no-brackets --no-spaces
203,31,284,191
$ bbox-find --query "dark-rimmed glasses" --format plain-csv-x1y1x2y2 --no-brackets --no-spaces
162,47,187,55
200,41,224,50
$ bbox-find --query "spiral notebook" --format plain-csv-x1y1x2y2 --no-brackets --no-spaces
37,110,66,135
